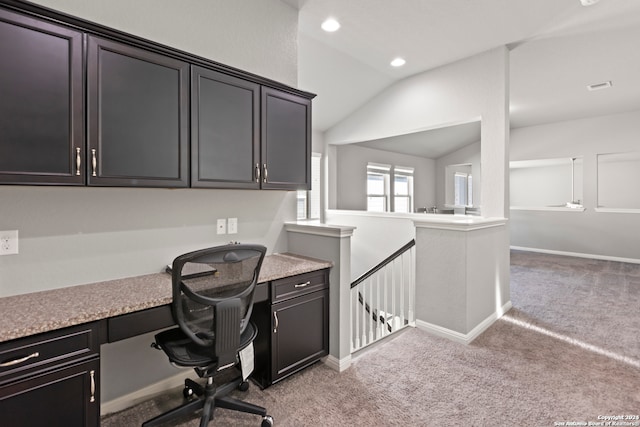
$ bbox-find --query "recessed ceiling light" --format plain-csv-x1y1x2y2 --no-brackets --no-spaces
587,81,612,91
390,57,406,67
321,18,340,32
580,0,600,6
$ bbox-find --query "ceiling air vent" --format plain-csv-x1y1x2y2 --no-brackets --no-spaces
587,81,612,91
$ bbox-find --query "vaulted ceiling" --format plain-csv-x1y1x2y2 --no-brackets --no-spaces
284,0,640,136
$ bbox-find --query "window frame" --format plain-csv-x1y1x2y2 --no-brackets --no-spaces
367,163,390,212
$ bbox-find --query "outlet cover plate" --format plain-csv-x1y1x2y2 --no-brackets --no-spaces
216,219,226,235
0,230,19,255
228,218,238,234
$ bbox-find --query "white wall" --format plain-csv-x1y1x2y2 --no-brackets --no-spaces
0,0,300,407
29,0,298,87
326,46,509,218
334,144,435,211
510,109,640,261
0,187,296,297
325,211,416,280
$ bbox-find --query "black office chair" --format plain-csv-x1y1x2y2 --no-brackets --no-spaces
143,244,273,427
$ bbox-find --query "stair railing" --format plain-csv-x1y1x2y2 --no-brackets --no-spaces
350,239,415,353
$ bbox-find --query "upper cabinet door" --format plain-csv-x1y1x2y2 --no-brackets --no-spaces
261,88,311,190
0,8,84,185
87,36,189,187
191,66,260,189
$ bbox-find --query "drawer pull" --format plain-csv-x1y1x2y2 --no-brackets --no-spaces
294,281,311,288
90,370,96,402
263,163,268,183
0,351,40,367
255,163,261,183
273,311,278,333
91,149,97,177
75,147,81,176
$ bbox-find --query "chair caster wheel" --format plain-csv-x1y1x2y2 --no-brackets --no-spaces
261,415,274,427
183,386,194,399
238,381,250,392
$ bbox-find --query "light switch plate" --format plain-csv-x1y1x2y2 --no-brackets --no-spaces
216,219,226,235
228,218,238,234
0,230,19,255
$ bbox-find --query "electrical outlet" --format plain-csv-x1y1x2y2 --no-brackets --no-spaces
0,230,19,255
228,218,238,234
216,219,226,235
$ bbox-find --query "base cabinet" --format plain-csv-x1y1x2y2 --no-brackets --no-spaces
0,322,100,427
0,359,99,427
251,269,329,388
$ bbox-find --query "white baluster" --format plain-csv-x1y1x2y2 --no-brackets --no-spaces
360,281,367,347
400,253,405,327
351,287,358,351
371,271,382,340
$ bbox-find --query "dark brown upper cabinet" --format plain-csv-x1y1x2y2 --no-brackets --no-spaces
87,36,189,187
261,88,311,190
191,66,260,189
0,8,84,185
0,2,313,190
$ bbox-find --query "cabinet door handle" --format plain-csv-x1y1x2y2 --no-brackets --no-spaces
294,281,311,288
0,351,40,367
89,370,96,402
273,311,278,333
91,149,97,177
263,163,268,183
75,147,81,176
255,163,261,183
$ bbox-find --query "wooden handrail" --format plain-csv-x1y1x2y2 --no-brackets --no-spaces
350,239,415,288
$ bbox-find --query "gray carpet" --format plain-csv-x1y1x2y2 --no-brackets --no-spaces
102,251,640,426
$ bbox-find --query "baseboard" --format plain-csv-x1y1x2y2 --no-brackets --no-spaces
101,355,352,415
323,354,351,372
510,246,640,265
416,301,513,345
101,371,188,416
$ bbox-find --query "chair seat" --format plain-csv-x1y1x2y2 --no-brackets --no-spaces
155,322,257,368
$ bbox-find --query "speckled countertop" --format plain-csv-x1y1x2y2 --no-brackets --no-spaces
0,253,331,343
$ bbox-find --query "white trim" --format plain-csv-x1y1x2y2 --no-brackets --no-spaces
323,354,351,372
510,246,640,264
284,222,356,238
415,301,512,345
101,371,189,415
594,207,640,214
413,217,507,232
510,206,586,212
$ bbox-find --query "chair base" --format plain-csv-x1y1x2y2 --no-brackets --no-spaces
142,376,271,427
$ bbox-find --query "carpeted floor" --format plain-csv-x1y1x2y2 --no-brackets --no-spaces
101,251,640,426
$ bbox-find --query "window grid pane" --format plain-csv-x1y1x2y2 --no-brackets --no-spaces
367,196,387,212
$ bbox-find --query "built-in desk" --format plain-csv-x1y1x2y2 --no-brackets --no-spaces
0,252,331,426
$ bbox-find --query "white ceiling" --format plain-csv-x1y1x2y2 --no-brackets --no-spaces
286,0,640,144
355,120,481,159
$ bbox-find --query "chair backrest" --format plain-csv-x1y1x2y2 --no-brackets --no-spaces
171,244,266,350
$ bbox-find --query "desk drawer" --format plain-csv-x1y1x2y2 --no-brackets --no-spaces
0,323,99,384
107,305,174,342
271,269,328,303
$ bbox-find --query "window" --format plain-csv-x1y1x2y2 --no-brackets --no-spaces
367,163,390,212
393,167,414,213
297,153,322,219
366,164,414,212
454,172,472,206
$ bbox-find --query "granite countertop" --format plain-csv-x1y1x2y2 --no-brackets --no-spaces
0,253,331,343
